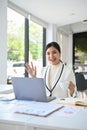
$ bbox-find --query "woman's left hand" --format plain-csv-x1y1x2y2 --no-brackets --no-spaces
68,81,75,96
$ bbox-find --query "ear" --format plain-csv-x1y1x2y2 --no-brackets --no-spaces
59,53,61,58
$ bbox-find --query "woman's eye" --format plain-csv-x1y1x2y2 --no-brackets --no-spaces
46,50,58,55
46,52,50,55
53,51,57,54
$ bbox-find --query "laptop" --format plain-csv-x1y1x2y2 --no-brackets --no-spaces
12,77,56,102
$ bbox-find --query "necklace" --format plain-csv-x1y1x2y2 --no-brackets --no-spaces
44,63,64,96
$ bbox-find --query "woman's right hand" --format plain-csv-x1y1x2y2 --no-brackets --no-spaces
25,62,36,77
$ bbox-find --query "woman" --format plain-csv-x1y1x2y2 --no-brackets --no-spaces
25,41,77,98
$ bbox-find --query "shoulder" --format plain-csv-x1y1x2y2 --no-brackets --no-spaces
63,63,75,76
63,63,73,71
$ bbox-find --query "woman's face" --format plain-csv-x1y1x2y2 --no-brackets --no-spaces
46,46,61,65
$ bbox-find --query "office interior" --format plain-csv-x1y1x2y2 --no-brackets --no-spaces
0,1,87,130
0,0,87,86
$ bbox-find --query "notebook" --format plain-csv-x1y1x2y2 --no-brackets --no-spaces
12,77,56,102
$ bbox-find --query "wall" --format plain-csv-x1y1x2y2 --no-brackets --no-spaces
57,30,73,69
46,24,73,68
0,0,7,83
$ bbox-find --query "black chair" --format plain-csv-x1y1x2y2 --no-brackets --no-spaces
75,72,87,98
75,72,87,91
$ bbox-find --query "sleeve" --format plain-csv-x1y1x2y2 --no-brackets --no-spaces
65,65,77,97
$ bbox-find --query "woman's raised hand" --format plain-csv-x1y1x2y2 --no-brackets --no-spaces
25,62,36,77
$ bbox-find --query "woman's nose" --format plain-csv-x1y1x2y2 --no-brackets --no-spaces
49,53,53,58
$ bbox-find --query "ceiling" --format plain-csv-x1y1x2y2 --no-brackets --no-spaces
9,0,87,34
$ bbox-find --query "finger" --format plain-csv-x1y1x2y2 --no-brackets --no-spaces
25,63,32,72
25,63,29,69
31,62,34,69
35,66,36,72
31,62,36,71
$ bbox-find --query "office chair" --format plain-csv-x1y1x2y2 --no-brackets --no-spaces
75,72,87,98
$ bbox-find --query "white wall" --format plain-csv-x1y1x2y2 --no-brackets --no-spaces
46,24,58,65
46,24,73,68
46,24,58,43
57,30,73,68
0,0,7,84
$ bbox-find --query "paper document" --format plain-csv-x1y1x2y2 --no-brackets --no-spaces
56,105,83,117
12,100,64,117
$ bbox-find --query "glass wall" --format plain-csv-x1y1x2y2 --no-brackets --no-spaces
7,7,46,84
29,20,43,77
7,8,25,84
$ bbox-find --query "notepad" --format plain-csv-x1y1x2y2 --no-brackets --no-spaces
75,101,87,107
57,98,87,107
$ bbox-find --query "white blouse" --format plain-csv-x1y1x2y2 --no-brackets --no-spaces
40,62,77,98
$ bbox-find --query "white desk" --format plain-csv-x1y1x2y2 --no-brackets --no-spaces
0,85,87,130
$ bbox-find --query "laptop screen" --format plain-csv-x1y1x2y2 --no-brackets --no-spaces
12,77,48,102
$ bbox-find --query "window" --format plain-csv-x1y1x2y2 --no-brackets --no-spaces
29,20,43,68
7,7,46,83
73,32,87,73
7,8,25,62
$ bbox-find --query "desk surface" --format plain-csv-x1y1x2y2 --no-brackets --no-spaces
0,84,87,130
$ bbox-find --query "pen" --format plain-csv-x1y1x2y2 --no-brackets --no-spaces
60,98,65,100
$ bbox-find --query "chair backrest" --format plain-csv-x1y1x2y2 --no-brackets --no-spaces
75,72,87,91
